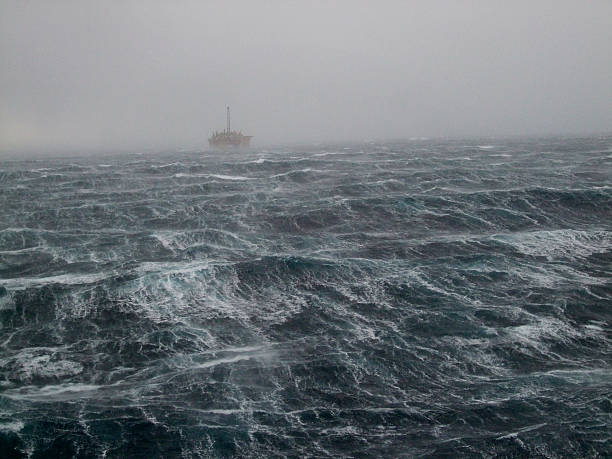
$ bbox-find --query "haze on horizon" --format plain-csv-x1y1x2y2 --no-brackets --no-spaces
1,0,611,155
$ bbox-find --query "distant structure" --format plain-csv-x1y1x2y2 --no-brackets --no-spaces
209,106,252,148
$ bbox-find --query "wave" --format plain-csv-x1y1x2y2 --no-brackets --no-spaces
1,136,611,457
493,229,612,261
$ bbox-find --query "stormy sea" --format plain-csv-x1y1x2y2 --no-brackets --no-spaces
0,135,610,458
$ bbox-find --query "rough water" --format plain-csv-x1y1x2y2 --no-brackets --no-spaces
0,136,610,458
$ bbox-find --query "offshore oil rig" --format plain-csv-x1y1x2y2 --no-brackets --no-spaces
208,106,252,148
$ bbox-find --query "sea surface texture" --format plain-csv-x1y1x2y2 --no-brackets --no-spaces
0,136,611,457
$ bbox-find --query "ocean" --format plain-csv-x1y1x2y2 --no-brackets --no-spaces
0,135,610,457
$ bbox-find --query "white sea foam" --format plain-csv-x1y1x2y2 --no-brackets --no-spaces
0,245,43,255
173,173,251,180
152,229,257,253
2,383,103,401
504,316,587,357
208,174,252,181
540,368,611,385
154,162,184,169
173,173,198,178
270,168,325,178
496,423,547,440
193,352,268,369
0,293,12,311
0,421,24,432
496,229,611,261
12,356,84,382
201,344,269,355
0,271,110,290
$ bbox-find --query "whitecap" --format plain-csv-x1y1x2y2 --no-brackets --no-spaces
208,174,252,181
193,352,268,369
0,421,24,433
496,423,547,440
270,168,325,178
2,354,84,382
2,383,103,401
494,229,611,261
172,173,252,180
0,272,111,290
173,173,192,178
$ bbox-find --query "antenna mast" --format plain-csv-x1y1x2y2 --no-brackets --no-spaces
226,106,230,134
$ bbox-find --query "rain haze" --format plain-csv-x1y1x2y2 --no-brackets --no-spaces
2,2,612,457
1,0,611,155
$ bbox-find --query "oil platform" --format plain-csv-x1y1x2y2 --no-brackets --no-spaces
209,107,252,148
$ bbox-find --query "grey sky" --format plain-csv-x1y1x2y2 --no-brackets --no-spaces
1,0,611,154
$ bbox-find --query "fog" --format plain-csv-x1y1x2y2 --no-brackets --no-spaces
1,0,611,154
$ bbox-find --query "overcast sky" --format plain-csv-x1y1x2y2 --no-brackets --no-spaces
1,0,611,154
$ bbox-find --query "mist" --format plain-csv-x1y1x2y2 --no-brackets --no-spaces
1,0,611,155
